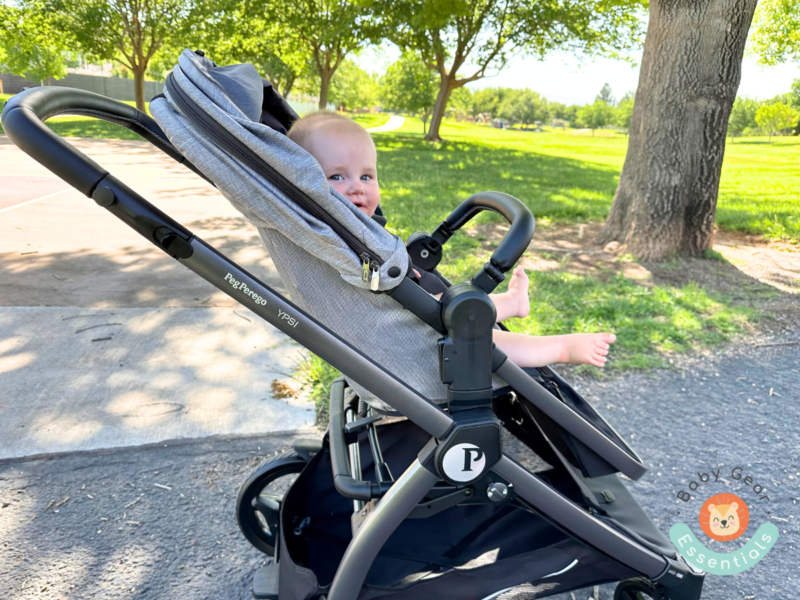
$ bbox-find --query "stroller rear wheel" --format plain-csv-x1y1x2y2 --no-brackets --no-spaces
236,450,307,555
614,577,663,600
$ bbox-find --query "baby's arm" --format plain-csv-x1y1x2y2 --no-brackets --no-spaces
493,329,616,368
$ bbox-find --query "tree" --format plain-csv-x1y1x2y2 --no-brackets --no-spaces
447,86,474,120
252,0,379,109
615,91,635,132
202,7,312,98
790,79,800,109
0,3,72,84
40,0,209,111
328,60,379,111
751,0,800,65
791,78,800,134
550,102,579,125
381,0,645,141
472,87,508,118
727,97,760,138
380,53,438,133
596,82,616,105
752,1,800,135
598,0,760,261
755,101,799,140
499,89,550,128
577,100,614,135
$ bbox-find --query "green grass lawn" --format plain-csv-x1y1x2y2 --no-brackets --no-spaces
378,117,800,242
350,113,390,129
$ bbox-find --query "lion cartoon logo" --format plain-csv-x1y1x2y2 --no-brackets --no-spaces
699,493,750,541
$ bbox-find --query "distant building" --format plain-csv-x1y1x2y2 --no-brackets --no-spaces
551,119,568,130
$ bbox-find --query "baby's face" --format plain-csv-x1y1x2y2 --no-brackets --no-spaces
302,121,381,217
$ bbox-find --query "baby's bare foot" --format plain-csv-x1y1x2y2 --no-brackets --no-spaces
562,333,616,368
506,265,530,319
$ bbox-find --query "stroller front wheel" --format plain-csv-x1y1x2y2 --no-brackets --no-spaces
236,450,307,555
614,577,664,600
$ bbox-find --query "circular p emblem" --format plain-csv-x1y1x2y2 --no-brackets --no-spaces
441,443,486,482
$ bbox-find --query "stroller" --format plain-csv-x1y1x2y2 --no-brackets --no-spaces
1,50,704,600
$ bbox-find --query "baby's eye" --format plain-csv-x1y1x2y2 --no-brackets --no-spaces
329,174,344,181
360,174,372,181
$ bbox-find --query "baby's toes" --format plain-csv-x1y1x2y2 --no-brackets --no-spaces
591,355,607,368
600,333,617,344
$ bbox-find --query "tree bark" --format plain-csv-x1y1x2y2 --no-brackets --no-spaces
425,75,454,142
598,0,758,260
133,64,147,112
318,69,331,109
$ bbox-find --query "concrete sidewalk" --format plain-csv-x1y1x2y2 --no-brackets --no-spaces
0,136,315,459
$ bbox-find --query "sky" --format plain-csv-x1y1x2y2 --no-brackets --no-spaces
355,43,800,106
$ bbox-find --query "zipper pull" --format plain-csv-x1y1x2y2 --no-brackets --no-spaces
370,263,380,291
361,253,370,283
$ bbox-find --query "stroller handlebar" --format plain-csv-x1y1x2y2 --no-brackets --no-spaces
430,191,535,293
0,86,199,197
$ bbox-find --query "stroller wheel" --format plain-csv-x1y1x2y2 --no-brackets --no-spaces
236,450,307,555
614,577,663,600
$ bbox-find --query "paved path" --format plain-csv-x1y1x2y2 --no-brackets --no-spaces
1,342,797,599
366,115,405,133
0,136,314,459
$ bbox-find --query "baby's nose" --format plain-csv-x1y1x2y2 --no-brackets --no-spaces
348,180,365,194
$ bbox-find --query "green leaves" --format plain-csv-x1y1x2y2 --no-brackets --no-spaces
497,89,550,127
380,53,438,116
752,0,800,66
0,3,72,82
755,101,799,138
577,100,615,133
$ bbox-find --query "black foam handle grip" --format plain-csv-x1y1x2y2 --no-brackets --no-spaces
442,191,535,272
0,86,200,196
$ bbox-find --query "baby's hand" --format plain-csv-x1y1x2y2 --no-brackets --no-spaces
506,265,530,319
562,333,616,368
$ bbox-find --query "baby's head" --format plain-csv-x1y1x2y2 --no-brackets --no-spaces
288,111,380,217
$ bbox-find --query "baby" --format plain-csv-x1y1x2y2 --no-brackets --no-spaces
288,112,615,369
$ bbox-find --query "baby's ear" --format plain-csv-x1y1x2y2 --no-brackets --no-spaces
731,502,738,510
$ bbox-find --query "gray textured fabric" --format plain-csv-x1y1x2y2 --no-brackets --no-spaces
150,50,447,410
151,49,408,292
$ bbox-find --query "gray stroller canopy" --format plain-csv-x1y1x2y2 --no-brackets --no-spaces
151,49,408,291
151,50,446,410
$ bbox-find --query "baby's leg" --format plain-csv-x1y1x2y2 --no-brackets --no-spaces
492,330,616,368
492,266,530,322
560,333,616,368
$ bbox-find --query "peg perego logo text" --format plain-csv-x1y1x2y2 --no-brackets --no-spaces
224,273,267,305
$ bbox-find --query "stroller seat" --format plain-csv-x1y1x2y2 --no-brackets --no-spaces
1,49,705,600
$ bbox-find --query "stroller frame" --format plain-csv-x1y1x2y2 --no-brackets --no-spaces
2,86,704,600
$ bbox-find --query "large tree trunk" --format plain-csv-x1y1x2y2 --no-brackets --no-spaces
426,75,454,142
598,0,758,260
133,64,147,112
